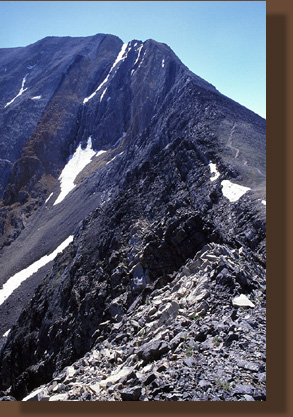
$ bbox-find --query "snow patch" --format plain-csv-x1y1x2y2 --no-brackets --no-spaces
4,74,29,108
54,137,105,205
31,95,42,100
221,180,251,202
3,329,10,338
0,236,74,306
83,43,128,104
209,162,220,181
162,59,165,68
261,200,266,206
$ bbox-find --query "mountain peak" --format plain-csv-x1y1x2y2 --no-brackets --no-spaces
0,33,265,401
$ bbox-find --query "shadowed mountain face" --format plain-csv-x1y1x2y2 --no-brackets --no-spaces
0,34,265,400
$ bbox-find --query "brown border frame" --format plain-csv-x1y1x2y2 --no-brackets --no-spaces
1,0,292,415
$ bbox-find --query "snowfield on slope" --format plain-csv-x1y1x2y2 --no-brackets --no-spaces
209,162,251,202
54,136,106,205
0,236,73,306
221,180,251,202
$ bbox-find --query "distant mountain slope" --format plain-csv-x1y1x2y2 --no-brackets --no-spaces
0,34,265,400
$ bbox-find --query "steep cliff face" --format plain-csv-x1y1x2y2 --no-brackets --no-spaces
0,34,123,243
0,34,265,400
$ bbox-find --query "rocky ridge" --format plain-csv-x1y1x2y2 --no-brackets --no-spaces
8,241,265,402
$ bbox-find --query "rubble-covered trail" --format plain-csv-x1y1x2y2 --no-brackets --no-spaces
18,242,265,402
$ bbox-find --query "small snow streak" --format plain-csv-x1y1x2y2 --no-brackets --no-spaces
106,152,124,165
45,192,53,204
4,74,29,108
137,51,146,70
221,180,251,202
134,44,143,67
100,88,107,102
3,329,10,338
31,95,42,100
162,59,165,68
0,236,74,306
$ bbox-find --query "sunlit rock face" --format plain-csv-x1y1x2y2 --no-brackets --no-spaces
0,34,265,400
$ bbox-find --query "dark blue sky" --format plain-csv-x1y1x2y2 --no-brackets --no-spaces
0,1,266,118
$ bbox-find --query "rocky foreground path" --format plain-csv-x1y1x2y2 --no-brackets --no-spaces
3,242,266,402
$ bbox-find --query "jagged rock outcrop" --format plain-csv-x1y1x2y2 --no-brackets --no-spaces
3,243,266,401
0,34,265,400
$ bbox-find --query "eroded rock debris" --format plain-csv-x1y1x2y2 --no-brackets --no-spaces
15,243,265,402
